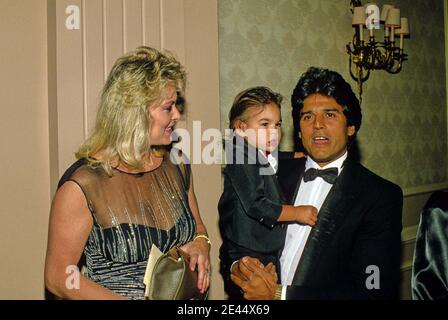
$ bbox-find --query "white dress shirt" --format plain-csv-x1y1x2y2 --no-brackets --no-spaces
279,152,348,298
258,149,278,173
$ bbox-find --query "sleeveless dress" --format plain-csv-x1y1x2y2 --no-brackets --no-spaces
59,154,196,299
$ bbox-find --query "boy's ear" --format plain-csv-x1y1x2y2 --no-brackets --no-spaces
234,120,247,132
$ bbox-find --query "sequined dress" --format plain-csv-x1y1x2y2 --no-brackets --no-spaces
59,154,196,299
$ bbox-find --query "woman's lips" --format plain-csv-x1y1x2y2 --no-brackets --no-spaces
165,124,175,134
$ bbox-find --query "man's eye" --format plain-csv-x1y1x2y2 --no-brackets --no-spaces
260,123,269,127
302,115,311,120
276,123,282,128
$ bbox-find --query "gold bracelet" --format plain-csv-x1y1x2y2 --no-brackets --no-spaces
273,284,283,300
194,234,211,246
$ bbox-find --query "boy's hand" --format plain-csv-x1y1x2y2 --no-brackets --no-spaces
296,205,318,226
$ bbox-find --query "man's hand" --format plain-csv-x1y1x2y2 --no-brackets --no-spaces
231,256,262,281
231,257,278,300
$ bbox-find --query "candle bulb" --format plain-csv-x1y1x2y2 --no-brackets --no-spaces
385,8,400,43
396,17,409,50
364,3,376,39
352,6,366,43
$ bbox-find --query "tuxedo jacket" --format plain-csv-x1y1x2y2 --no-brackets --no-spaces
218,140,288,277
276,155,403,299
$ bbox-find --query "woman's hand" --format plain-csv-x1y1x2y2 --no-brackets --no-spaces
180,237,211,294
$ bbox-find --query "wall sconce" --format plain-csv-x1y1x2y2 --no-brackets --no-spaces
346,0,410,101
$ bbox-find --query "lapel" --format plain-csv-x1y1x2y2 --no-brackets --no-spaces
227,135,273,169
277,156,306,204
291,158,362,285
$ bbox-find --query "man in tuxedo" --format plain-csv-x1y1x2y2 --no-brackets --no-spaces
231,67,403,299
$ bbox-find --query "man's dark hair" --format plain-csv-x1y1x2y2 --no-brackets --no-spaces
291,67,362,151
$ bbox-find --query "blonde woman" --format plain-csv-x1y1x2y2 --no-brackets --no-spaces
44,46,210,299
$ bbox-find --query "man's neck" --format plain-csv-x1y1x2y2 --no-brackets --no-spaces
306,151,348,170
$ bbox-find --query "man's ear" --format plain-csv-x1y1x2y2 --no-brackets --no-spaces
347,125,356,137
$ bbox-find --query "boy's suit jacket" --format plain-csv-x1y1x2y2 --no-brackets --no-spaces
219,139,287,273
276,155,403,299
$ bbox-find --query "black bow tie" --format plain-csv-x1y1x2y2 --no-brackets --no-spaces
303,167,339,184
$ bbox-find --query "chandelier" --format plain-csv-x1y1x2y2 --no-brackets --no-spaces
346,0,410,101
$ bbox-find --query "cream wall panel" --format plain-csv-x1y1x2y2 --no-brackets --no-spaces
161,0,185,63
84,0,105,133
124,0,143,51
0,0,50,299
48,0,59,192
104,0,124,77
56,0,84,176
143,0,161,48
160,0,187,130
184,0,222,299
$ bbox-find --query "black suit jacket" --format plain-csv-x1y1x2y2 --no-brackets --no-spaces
276,156,403,299
219,140,287,271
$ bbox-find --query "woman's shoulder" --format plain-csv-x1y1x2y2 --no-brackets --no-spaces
57,158,103,190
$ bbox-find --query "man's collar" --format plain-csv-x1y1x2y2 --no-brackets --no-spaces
305,151,348,172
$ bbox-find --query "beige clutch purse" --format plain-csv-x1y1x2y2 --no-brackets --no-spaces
144,244,206,300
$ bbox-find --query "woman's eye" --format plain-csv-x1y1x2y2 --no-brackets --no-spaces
163,104,173,112
326,112,336,118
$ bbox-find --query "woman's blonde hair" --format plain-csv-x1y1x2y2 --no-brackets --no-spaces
76,46,187,175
